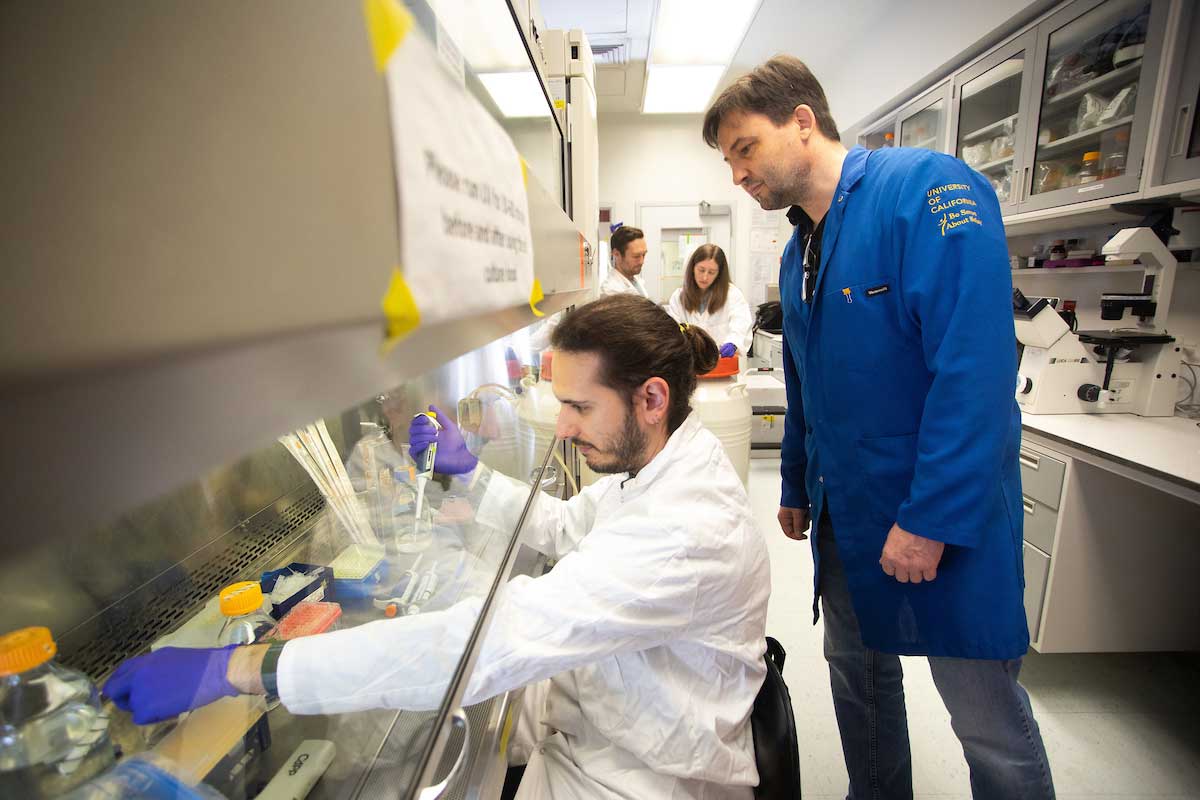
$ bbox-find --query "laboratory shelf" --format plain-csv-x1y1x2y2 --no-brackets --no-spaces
972,154,1015,173
1011,264,1145,276
1037,116,1135,157
962,114,1019,143
907,136,939,150
1043,60,1143,112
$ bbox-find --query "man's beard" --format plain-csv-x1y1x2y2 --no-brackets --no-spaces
577,407,647,475
754,158,812,210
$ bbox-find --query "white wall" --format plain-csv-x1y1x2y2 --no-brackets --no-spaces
598,112,792,300
727,0,1043,135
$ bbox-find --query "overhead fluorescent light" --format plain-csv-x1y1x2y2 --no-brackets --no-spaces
477,72,551,118
650,0,760,66
642,65,726,114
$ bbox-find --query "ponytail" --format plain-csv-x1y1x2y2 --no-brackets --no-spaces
553,295,714,433
680,323,719,375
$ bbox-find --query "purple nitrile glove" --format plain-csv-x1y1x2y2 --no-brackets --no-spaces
103,645,239,725
409,404,479,475
719,342,737,358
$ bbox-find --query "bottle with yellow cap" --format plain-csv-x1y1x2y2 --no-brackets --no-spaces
0,626,115,797
216,582,275,646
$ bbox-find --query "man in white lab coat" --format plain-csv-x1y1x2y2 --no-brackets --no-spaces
599,225,650,297
105,294,771,800
530,225,650,353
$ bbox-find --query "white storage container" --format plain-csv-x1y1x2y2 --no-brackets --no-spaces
693,356,752,487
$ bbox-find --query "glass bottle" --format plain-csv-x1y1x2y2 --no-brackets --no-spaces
1102,130,1130,178
216,582,275,646
0,627,115,798
883,131,895,148
1078,151,1101,183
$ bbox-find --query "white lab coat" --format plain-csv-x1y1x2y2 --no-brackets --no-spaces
599,268,649,298
278,414,769,799
667,285,753,355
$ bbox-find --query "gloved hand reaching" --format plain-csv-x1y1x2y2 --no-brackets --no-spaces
719,342,737,358
103,646,240,725
410,404,479,475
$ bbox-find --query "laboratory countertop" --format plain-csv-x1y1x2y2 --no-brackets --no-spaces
1021,412,1200,491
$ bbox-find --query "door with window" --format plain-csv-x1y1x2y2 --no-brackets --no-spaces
636,204,732,304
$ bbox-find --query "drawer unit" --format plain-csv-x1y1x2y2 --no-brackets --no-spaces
1021,494,1058,553
751,410,786,450
1018,446,1066,509
1022,542,1051,641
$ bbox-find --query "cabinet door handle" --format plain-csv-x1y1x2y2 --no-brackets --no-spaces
1170,104,1193,157
1021,166,1030,203
1023,497,1036,516
1019,450,1041,470
417,709,471,800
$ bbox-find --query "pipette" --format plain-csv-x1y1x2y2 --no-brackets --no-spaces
372,554,424,617
412,412,442,537
406,561,440,615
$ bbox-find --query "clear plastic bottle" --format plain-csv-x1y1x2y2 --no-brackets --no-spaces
1078,151,1101,183
216,582,275,646
0,627,115,798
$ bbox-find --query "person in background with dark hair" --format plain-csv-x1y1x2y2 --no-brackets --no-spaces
601,225,649,297
704,55,1055,800
667,243,753,358
104,294,771,800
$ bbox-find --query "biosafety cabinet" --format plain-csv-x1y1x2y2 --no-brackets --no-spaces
0,2,596,798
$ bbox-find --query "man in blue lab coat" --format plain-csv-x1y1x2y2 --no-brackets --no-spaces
704,57,1055,799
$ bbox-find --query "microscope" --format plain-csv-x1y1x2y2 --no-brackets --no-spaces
1013,227,1182,416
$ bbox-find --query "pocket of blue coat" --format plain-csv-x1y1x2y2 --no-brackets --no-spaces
854,432,918,523
818,279,909,373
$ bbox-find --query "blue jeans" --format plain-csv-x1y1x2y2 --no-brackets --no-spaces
817,517,1055,800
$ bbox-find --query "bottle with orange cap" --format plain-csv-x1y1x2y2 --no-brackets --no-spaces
216,582,275,646
0,626,115,797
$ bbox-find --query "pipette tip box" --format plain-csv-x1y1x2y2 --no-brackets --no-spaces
328,545,387,604
269,601,343,640
260,563,334,621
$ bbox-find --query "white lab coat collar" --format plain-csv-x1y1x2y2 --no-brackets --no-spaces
601,268,648,298
617,413,703,496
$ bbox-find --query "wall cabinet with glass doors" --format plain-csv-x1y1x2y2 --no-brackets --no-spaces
1015,0,1167,212
1151,0,1200,186
858,114,898,151
856,85,950,154
898,82,952,152
952,32,1038,211
856,0,1182,217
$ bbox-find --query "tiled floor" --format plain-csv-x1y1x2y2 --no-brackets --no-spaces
746,457,1200,799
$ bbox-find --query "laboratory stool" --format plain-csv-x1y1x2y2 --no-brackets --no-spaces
751,636,801,799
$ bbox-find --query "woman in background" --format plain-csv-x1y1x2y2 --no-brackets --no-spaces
667,244,752,358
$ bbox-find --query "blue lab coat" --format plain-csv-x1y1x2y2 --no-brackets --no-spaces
780,146,1028,659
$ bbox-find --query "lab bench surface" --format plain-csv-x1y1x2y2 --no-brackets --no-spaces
1021,412,1200,505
